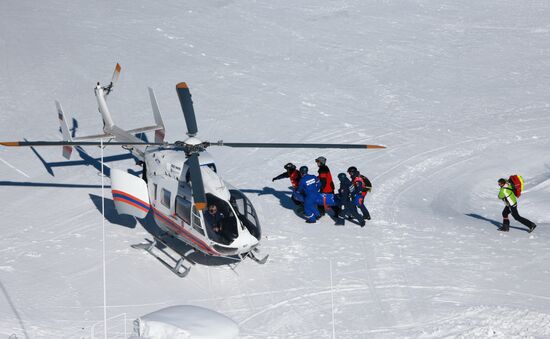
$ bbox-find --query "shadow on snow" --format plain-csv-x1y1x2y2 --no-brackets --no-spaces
465,213,529,232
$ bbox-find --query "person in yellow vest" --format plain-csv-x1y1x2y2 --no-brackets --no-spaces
498,178,536,232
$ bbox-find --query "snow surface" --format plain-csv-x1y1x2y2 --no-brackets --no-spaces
1,0,550,338
132,305,239,339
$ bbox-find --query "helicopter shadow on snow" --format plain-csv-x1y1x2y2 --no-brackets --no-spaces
89,194,137,229
240,186,310,220
240,186,295,210
465,213,529,232
29,144,140,177
28,126,149,177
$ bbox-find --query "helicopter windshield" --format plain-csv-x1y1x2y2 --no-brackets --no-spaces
229,189,261,240
183,163,217,182
203,193,238,245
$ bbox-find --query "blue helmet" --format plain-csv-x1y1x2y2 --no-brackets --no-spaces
337,172,347,181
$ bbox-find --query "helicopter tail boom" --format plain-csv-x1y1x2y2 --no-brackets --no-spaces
88,64,165,158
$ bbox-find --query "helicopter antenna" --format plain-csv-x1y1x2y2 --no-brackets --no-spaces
101,138,108,339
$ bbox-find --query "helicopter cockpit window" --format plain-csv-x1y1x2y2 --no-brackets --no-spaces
203,193,238,245
161,188,171,208
184,165,216,183
205,163,217,173
229,189,261,240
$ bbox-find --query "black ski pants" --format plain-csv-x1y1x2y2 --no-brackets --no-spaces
502,205,535,228
339,200,364,223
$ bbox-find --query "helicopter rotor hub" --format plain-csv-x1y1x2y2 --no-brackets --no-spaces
174,137,209,155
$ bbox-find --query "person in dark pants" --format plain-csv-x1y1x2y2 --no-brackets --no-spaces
335,173,365,227
297,166,321,223
272,162,303,206
498,178,536,232
315,156,335,216
348,166,371,220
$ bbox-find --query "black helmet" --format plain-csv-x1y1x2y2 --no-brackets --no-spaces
315,156,327,166
498,178,507,185
347,166,358,174
299,166,308,175
284,163,296,171
337,172,347,181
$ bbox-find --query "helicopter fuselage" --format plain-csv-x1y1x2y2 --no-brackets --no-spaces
142,146,262,258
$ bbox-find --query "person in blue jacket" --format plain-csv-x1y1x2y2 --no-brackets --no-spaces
297,166,321,223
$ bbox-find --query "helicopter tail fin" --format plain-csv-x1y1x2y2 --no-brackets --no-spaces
148,87,165,143
56,100,73,159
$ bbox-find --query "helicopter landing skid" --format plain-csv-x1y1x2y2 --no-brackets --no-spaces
132,237,196,278
244,248,269,265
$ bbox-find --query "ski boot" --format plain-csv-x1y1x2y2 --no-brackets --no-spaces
499,219,510,232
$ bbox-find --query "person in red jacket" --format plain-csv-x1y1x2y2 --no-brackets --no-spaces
315,156,335,216
316,156,335,193
347,166,371,220
272,163,303,205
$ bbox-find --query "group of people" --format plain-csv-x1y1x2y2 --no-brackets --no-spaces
270,157,537,232
272,156,372,226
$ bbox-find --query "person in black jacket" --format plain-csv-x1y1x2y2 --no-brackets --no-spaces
335,173,365,227
204,204,228,243
348,166,371,220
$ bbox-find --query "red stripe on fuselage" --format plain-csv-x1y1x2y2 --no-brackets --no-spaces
113,196,149,213
152,208,218,256
112,189,150,208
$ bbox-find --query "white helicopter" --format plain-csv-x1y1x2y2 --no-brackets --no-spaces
1,64,386,277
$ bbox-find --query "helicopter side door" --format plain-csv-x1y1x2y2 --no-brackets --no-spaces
111,169,150,219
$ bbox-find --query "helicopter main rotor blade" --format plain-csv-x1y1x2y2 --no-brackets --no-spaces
176,82,198,137
0,141,163,147
187,153,207,210
215,142,386,149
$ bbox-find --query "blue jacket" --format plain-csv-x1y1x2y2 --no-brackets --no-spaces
298,174,320,195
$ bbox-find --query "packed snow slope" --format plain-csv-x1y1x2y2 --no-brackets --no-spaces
1,0,550,337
